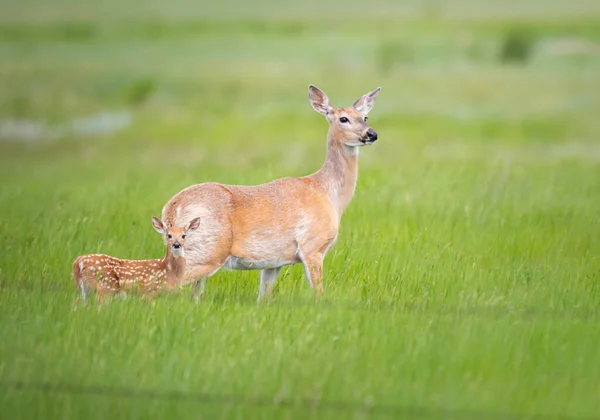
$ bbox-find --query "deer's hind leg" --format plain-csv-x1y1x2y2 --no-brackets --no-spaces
72,267,98,307
72,275,93,310
77,276,93,303
181,221,233,302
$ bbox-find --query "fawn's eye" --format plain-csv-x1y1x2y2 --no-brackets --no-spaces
339,117,349,123
364,116,368,121
167,234,172,239
182,234,186,239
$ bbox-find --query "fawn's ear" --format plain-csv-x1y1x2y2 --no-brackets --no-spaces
152,216,166,234
352,87,381,115
308,85,332,116
186,217,201,232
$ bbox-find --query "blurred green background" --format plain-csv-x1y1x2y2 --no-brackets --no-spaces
1,1,599,419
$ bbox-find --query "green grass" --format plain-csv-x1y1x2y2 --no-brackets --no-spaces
1,1,600,419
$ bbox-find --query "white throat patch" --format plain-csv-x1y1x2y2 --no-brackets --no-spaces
344,145,360,156
171,248,185,258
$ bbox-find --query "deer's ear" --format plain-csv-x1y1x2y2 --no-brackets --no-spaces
308,85,332,116
186,217,201,232
152,216,166,234
352,87,381,115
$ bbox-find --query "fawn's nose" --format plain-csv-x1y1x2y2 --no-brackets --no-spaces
367,130,378,142
173,242,181,249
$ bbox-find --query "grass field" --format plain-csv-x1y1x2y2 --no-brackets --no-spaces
1,1,600,418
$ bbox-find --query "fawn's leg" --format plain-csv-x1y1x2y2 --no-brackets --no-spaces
95,288,113,306
258,267,281,302
79,278,92,302
73,277,91,308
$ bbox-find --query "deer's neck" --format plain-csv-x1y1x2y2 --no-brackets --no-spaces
312,132,359,219
163,252,187,285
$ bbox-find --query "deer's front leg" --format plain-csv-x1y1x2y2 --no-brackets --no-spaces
300,253,324,300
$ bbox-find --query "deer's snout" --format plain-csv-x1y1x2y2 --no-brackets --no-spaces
173,242,182,249
367,129,378,142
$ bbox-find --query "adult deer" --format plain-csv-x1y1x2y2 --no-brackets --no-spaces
161,85,381,300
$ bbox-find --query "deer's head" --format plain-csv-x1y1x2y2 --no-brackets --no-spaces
308,85,381,148
152,216,201,258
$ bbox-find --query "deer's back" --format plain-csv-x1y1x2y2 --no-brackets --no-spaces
117,259,165,280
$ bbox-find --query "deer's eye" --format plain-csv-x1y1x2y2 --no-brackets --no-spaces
339,117,349,123
364,116,368,121
167,234,172,239
182,234,186,239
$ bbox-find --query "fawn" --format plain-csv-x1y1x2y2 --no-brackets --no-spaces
161,85,381,301
72,216,201,302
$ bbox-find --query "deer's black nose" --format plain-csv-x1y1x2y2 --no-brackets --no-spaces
367,130,378,141
173,242,181,249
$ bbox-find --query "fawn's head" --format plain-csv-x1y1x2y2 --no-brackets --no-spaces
308,85,381,148
151,216,201,258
